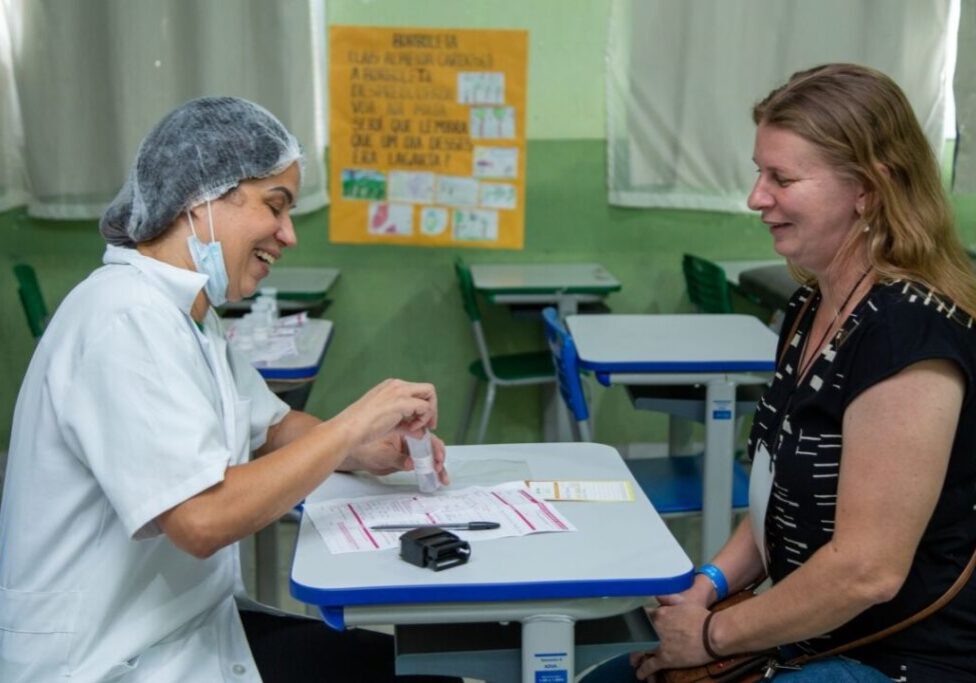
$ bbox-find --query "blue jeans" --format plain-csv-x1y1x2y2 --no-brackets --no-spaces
775,657,892,682
579,654,891,682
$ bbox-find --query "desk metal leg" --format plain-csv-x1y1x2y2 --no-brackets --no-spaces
556,296,578,320
255,522,278,606
521,615,574,683
703,379,736,560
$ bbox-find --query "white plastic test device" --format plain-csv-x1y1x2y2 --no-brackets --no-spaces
404,430,439,494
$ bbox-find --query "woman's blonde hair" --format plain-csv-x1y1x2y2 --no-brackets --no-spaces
753,63,976,318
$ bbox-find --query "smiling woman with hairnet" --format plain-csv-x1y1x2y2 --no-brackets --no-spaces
0,97,455,683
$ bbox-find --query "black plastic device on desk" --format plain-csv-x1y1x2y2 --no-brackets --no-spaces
399,527,471,571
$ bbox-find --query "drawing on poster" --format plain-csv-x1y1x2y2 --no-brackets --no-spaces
453,209,499,241
457,72,505,105
420,207,449,236
479,182,517,210
329,26,527,248
435,175,480,206
342,169,386,200
473,147,518,179
388,171,435,203
368,202,413,236
470,107,515,139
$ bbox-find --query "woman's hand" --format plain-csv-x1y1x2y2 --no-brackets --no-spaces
631,602,713,680
658,573,716,610
331,378,438,449
627,573,718,678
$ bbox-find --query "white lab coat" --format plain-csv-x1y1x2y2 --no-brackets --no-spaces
0,246,290,681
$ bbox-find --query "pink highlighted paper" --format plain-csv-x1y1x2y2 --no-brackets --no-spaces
304,482,576,554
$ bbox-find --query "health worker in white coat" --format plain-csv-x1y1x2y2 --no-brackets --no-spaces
0,97,456,683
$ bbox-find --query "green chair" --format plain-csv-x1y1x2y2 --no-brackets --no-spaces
682,254,735,313
454,257,555,444
14,263,50,339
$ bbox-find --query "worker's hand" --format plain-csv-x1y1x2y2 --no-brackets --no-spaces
344,431,450,484
333,378,438,450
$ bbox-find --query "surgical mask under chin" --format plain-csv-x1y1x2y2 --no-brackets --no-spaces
186,201,229,307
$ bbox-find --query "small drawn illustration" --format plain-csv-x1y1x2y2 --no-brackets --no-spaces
470,107,515,139
479,182,517,210
420,207,449,236
453,209,499,241
458,72,505,105
341,169,386,200
388,171,436,203
472,147,518,179
367,202,413,236
435,175,480,207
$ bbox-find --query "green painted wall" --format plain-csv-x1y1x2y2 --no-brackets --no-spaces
0,139,775,450
3,0,975,452
6,143,975,452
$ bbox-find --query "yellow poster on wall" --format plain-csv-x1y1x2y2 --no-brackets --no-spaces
328,26,528,249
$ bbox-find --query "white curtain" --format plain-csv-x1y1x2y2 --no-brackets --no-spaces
0,0,27,212
955,0,976,192
607,0,955,211
0,0,328,219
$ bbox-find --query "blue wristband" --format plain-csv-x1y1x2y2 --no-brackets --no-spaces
696,563,729,601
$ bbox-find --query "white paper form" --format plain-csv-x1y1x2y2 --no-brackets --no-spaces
304,481,576,554
526,480,635,502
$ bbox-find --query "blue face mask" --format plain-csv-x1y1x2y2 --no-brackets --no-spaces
186,201,229,307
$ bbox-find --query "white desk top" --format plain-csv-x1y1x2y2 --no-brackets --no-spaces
566,314,777,375
221,267,340,313
716,259,784,286
258,266,340,297
470,263,621,294
291,443,693,624
226,318,333,381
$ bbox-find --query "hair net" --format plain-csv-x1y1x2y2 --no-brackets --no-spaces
100,96,303,246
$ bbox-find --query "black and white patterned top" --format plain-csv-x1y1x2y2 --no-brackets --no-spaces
747,280,976,682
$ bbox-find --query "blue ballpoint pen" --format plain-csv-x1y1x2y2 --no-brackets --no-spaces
369,521,500,531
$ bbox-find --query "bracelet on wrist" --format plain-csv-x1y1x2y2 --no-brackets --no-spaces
696,563,729,601
702,611,723,660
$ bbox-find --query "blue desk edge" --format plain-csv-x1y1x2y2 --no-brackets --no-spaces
587,360,775,387
290,570,695,631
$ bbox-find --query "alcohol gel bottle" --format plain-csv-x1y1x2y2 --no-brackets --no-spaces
404,430,439,494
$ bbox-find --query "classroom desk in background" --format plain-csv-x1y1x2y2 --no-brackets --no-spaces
716,258,783,287
221,266,340,316
731,254,976,313
242,318,334,386
566,314,777,560
470,262,621,317
717,258,795,313
470,262,622,441
290,442,693,683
